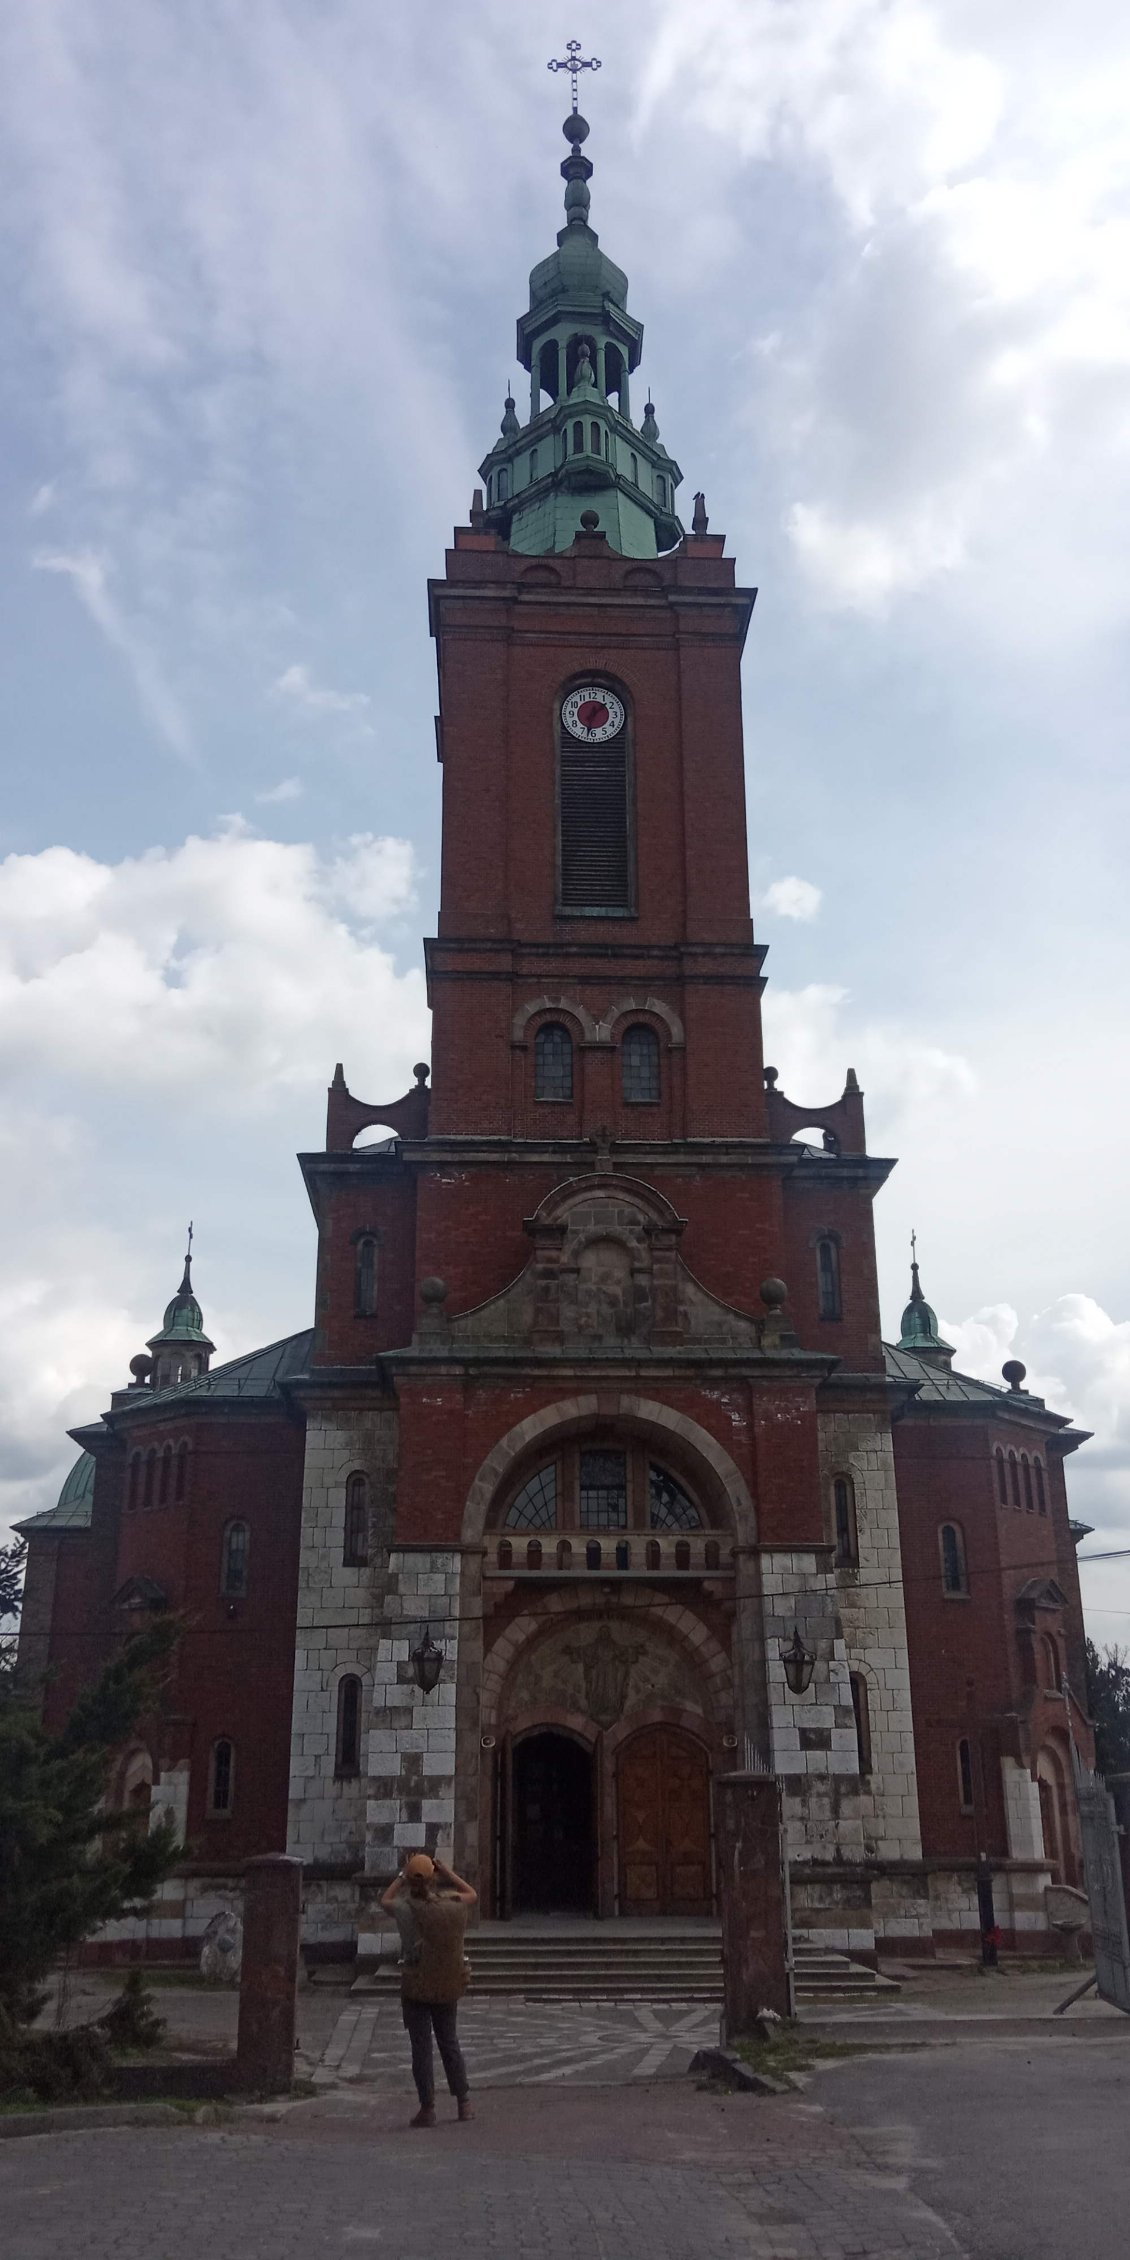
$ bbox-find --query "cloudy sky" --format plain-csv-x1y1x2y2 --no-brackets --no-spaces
3,2,1129,1640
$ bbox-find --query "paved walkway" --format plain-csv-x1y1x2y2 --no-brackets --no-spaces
315,1996,721,2087
1,2083,966,2260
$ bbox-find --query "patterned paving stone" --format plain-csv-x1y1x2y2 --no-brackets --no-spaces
314,1996,721,2088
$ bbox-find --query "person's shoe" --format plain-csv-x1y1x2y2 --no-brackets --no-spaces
410,2105,437,2128
457,2097,474,2122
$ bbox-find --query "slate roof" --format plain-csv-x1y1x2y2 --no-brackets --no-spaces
883,1342,1009,1406
139,1328,314,1411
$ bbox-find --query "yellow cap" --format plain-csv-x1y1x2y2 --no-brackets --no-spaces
404,1853,435,1880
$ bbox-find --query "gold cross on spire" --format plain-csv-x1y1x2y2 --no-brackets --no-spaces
547,36,601,113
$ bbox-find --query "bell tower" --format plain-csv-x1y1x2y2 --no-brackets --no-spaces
426,110,767,1155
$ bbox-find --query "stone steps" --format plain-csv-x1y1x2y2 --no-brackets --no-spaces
352,1931,898,2005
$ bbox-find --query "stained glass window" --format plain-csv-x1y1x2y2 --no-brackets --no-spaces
580,1449,628,1528
649,1464,701,1530
506,1465,558,1530
622,1025,660,1105
535,1023,573,1101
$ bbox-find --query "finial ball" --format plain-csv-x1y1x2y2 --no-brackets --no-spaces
563,112,590,144
760,1276,788,1310
1002,1359,1027,1392
579,509,600,531
129,1353,153,1381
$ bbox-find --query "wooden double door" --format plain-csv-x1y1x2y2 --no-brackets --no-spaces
617,1726,713,1916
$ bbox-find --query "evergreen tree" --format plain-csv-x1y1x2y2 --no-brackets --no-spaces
0,1613,182,2026
1085,1638,1130,1778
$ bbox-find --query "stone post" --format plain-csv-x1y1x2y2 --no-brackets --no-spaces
714,1771,794,2035
236,1854,303,2092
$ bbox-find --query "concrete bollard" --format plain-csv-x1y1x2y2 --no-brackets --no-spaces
236,1854,303,2092
714,1771,794,2036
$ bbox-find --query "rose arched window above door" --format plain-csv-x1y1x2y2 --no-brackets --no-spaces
496,1444,712,1537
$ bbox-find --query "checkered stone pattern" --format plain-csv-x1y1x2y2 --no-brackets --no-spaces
315,1998,722,2089
287,1408,397,1870
819,1409,923,1864
364,1547,460,1874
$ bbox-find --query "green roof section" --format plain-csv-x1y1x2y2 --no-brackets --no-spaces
15,1450,97,1535
139,1327,314,1412
146,1240,214,1354
896,1242,954,1362
883,1343,1006,1407
479,112,684,557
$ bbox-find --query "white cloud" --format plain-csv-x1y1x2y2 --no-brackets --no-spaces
272,663,372,729
255,776,303,804
762,980,976,1139
0,827,426,1105
759,875,823,921
646,0,1130,636
33,547,191,756
29,481,57,518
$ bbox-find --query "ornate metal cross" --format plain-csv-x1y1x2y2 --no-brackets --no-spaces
547,37,601,113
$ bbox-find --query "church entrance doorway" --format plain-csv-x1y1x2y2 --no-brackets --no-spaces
511,1731,595,1915
617,1725,712,1916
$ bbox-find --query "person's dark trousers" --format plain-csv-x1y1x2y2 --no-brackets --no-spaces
402,1999,469,2106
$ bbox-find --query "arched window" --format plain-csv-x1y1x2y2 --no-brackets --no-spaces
816,1237,842,1321
573,420,584,454
604,428,611,460
1009,1452,1021,1506
850,1673,872,1776
128,1452,141,1511
940,1522,968,1596
498,464,509,502
486,473,493,505
143,1448,157,1510
630,452,638,483
343,1473,369,1568
1035,1459,1047,1513
558,681,631,913
208,1738,235,1816
506,1465,558,1530
622,1024,660,1105
526,1538,543,1570
832,1475,858,1568
534,1022,574,1101
590,420,601,454
995,1449,1008,1505
335,1676,362,1777
174,1441,189,1504
674,1538,691,1570
645,1539,661,1570
497,1539,513,1571
649,1465,700,1530
1022,1454,1034,1511
585,1539,602,1569
957,1738,975,1812
656,474,667,507
220,1519,249,1599
529,447,538,483
615,1539,631,1571
158,1443,173,1507
580,1449,627,1529
355,1236,378,1317
556,1539,572,1571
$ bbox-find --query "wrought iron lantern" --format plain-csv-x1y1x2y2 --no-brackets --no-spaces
781,1625,816,1696
410,1628,444,1694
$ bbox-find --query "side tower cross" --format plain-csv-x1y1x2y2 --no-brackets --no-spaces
547,37,601,113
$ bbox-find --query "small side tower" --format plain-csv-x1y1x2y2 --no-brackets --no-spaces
897,1234,955,1367
145,1228,214,1390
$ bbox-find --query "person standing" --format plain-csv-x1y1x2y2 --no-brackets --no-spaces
381,1851,477,2126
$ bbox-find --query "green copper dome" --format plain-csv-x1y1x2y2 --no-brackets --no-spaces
145,1241,214,1358
479,112,683,558
897,1246,954,1364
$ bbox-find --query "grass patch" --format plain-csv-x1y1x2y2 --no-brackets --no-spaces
735,2027,867,2080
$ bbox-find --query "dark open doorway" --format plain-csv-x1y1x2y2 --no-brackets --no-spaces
512,1731,595,1914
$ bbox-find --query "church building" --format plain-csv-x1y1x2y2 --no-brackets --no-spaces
16,104,1093,1966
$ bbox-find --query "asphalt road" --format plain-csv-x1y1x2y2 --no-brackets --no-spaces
813,2033,1130,2260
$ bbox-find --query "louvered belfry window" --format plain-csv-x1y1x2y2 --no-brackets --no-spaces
558,693,632,913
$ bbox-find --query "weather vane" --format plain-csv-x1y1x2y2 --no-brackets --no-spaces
547,37,601,114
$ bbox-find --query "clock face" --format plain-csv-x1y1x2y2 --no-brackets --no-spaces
561,685,625,743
